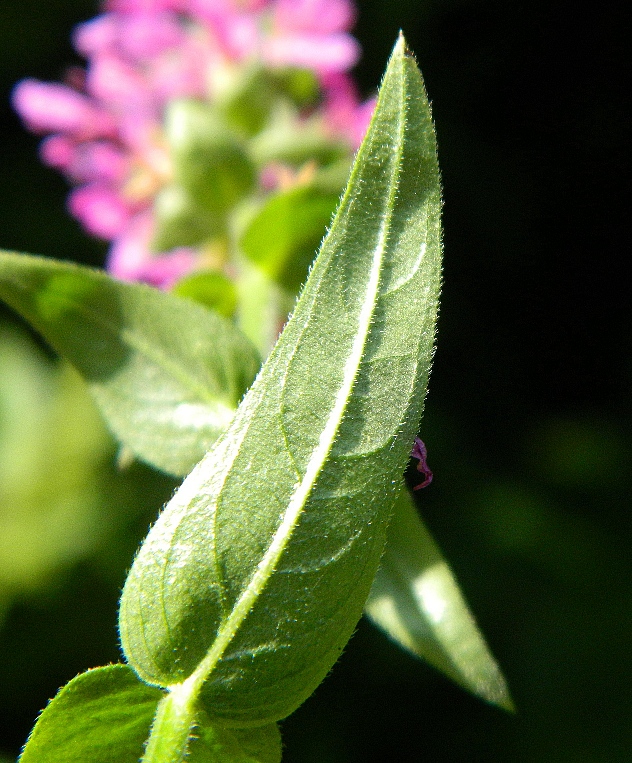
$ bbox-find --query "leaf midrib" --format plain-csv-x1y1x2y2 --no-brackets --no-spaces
173,47,408,701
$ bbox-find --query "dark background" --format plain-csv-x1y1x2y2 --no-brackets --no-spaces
1,0,630,760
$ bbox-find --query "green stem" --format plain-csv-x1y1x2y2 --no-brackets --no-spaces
141,684,198,763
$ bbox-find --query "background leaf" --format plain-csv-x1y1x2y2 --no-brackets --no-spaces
0,252,260,476
18,665,162,763
0,326,112,622
120,35,442,731
366,490,514,710
239,184,340,293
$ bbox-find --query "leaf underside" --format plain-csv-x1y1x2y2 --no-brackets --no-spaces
0,253,260,476
119,35,443,727
366,491,514,711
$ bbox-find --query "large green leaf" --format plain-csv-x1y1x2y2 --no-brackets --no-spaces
0,253,260,476
366,490,514,711
119,34,442,749
18,665,163,763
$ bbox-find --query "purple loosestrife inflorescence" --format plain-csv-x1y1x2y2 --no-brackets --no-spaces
13,0,374,289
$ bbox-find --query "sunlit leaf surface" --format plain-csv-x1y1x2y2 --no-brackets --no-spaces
18,665,162,763
120,37,443,737
366,491,514,710
0,253,260,476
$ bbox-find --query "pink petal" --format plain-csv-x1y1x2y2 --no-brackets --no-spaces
106,211,154,279
106,210,196,288
350,97,376,148
104,0,188,12
12,79,117,140
271,0,356,35
138,249,198,288
73,15,119,56
41,136,129,183
263,31,359,75
68,184,135,239
39,135,76,171
120,12,186,61
321,72,375,147
147,37,210,102
190,1,259,60
86,52,151,110
77,142,130,183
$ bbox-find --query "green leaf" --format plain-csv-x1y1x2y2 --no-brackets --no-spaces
240,184,340,293
152,185,223,251
365,490,515,711
18,665,163,763
172,270,238,318
165,100,256,215
189,713,281,763
0,327,111,617
120,33,442,737
0,253,260,476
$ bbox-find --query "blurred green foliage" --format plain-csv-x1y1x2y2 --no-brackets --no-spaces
0,0,629,761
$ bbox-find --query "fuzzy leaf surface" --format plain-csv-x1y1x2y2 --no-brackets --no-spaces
18,665,163,763
366,491,514,711
0,252,260,476
189,715,281,763
119,36,442,727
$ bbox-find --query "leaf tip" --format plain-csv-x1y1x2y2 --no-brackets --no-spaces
394,30,416,60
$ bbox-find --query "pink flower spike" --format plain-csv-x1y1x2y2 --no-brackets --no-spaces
68,184,135,239
12,79,117,140
411,436,433,490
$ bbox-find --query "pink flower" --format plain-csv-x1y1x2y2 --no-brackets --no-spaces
13,0,374,289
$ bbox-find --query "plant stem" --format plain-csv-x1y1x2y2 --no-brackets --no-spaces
141,684,198,763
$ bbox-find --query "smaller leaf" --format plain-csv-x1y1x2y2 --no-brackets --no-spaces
0,252,261,476
215,64,278,136
240,184,339,292
249,106,346,168
152,185,223,251
365,491,515,711
189,712,281,763
166,100,256,215
19,665,163,763
172,270,238,318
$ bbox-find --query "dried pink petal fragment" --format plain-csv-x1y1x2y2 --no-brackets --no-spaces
411,436,433,490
